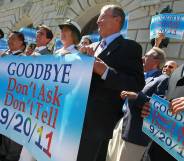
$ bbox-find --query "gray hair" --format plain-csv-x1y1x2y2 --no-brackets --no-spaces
151,47,166,69
101,4,125,29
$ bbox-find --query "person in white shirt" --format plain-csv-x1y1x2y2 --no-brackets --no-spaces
54,19,81,55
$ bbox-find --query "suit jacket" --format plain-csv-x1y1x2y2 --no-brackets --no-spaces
122,74,169,146
37,47,51,55
145,70,162,84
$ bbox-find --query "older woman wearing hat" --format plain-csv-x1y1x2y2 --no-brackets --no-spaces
55,19,81,55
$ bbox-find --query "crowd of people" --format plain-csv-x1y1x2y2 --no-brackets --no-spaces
0,3,183,161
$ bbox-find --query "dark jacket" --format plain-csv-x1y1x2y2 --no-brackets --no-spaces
37,47,51,55
122,74,169,146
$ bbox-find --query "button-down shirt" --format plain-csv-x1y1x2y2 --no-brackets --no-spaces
102,32,121,50
144,69,159,79
55,44,78,56
66,44,78,53
99,32,121,80
5,49,24,55
34,46,47,52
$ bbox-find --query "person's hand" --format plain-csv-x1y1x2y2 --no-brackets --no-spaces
170,97,184,114
154,32,165,47
141,102,151,118
93,57,107,76
0,51,3,56
120,91,138,100
79,45,95,56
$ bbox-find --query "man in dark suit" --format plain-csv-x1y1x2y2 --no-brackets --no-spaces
0,31,26,161
31,25,53,55
77,4,145,161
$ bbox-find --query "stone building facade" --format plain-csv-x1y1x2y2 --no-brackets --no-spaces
0,0,184,63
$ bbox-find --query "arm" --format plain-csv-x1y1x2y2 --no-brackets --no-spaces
141,97,184,118
102,41,145,92
154,32,165,48
170,97,184,114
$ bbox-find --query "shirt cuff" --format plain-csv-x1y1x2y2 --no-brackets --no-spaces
101,67,109,80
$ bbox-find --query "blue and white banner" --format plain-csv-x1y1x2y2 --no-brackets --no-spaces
54,38,63,52
19,27,37,43
121,14,129,38
142,95,184,161
0,53,94,161
150,13,184,40
89,33,100,43
0,38,8,51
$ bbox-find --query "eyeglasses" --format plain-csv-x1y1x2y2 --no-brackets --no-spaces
163,65,174,69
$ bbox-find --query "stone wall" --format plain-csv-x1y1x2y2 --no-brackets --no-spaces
0,0,184,63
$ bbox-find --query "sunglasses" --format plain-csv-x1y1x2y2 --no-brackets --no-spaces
163,65,174,69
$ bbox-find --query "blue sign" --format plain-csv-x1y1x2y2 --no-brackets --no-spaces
120,14,129,38
142,95,184,161
0,38,8,51
150,13,184,40
19,27,37,43
89,32,100,42
0,54,94,161
54,38,63,52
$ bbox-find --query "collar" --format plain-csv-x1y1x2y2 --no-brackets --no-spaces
56,44,78,55
65,44,78,53
144,69,159,79
102,32,121,48
11,49,23,55
35,46,47,52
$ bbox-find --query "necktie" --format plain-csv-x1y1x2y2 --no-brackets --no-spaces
94,40,106,57
100,39,106,50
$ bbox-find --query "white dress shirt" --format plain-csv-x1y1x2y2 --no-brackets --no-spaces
95,32,121,80
55,44,78,56
34,46,47,52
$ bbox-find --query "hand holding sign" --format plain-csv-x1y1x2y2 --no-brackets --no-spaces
141,102,151,118
154,32,165,47
170,97,184,114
